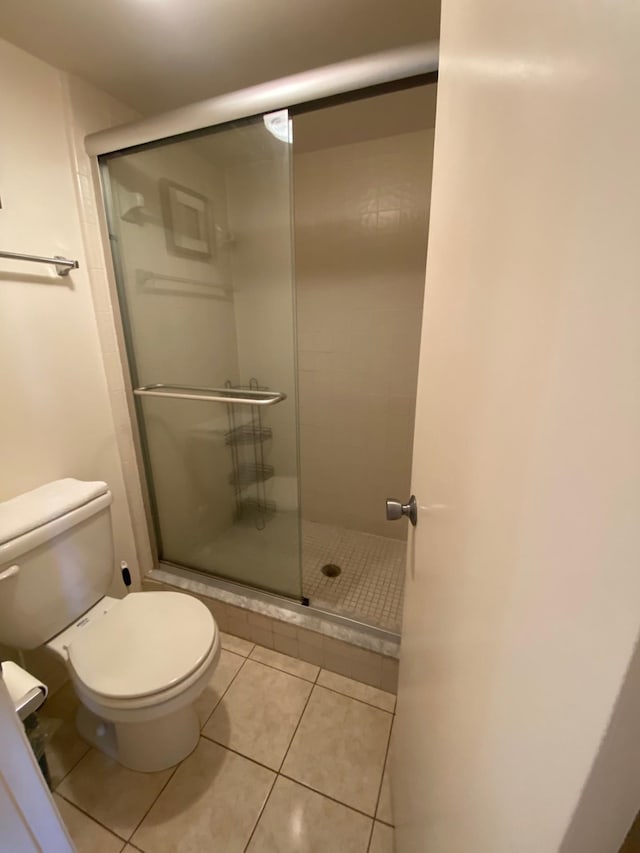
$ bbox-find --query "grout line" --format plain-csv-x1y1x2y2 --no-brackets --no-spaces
367,716,395,853
313,681,395,715
56,789,131,843
199,734,281,776
247,649,319,684
86,666,256,846
220,642,254,658
371,714,395,836
239,647,398,709
53,740,91,790
200,671,315,778
277,770,379,822
54,662,244,846
220,632,255,657
199,654,249,730
127,762,180,843
277,679,316,774
366,820,375,853
241,771,278,852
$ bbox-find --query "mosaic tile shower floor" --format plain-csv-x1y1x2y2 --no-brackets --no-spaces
302,521,406,633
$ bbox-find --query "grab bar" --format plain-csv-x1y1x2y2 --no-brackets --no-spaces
0,250,79,277
133,383,287,406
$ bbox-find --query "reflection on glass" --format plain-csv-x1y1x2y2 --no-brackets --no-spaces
101,114,301,599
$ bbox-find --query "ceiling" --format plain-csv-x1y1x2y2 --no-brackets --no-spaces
0,0,440,115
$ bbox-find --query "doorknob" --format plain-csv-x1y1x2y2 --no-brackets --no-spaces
386,495,417,526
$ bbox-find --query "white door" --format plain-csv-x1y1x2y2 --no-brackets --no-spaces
393,1,640,851
0,673,73,852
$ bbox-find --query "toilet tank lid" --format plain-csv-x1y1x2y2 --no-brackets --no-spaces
0,479,109,546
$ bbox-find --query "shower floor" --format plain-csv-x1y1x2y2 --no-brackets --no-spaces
190,515,406,633
302,521,406,633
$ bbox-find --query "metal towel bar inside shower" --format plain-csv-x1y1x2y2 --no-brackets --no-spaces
133,383,286,406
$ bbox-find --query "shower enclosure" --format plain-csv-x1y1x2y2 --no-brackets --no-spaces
292,86,435,632
97,48,437,637
102,113,303,600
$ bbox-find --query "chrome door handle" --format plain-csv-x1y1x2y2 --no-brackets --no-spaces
386,496,417,526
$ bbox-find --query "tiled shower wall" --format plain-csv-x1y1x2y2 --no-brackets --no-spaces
294,129,435,538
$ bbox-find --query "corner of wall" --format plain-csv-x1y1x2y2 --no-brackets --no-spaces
59,71,155,587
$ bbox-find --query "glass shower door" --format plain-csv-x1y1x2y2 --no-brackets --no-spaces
101,112,302,599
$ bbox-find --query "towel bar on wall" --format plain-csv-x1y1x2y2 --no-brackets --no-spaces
0,250,79,277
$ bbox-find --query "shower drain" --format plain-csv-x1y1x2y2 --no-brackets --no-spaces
321,563,342,578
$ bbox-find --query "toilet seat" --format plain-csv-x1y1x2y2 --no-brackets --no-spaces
67,591,216,703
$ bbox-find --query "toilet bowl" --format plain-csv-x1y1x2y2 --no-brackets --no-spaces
0,478,221,772
47,591,221,771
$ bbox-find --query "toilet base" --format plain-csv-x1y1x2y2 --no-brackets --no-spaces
76,701,200,772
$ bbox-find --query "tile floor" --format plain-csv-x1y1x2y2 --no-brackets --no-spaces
302,521,406,633
46,631,396,853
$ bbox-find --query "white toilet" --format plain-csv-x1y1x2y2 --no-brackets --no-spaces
0,478,220,772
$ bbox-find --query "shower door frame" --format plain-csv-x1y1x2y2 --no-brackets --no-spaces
93,44,439,640
100,112,303,602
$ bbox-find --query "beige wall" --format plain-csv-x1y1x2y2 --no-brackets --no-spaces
62,73,155,583
0,39,146,690
0,38,138,590
294,129,434,538
394,0,640,849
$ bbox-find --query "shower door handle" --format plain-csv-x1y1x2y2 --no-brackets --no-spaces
133,383,286,406
386,496,418,526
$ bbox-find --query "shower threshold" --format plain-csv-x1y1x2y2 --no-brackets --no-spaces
152,561,400,659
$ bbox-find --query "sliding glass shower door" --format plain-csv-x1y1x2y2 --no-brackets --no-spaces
101,112,302,599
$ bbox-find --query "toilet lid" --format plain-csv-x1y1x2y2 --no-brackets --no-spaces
67,592,216,700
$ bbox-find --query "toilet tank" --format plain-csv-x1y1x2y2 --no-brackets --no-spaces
0,479,115,650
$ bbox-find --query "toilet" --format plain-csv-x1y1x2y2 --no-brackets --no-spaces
0,478,220,772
